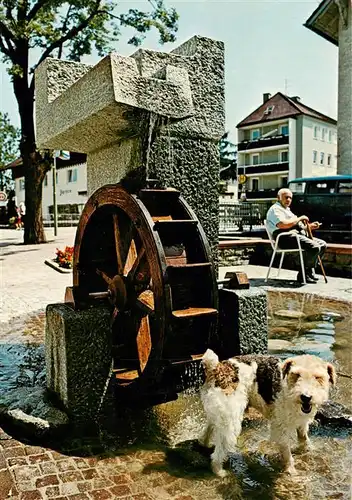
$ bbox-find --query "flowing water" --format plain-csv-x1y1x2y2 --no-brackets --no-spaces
0,292,351,499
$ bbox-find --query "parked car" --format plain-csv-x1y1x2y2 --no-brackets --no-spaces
288,175,352,231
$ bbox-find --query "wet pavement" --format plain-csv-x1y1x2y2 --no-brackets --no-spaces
1,228,351,499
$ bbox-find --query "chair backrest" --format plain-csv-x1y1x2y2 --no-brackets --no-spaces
264,220,276,250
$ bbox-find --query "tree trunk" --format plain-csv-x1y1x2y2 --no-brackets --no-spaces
24,155,47,244
13,44,50,244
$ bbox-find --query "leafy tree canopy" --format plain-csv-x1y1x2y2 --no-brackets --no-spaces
0,0,178,71
0,112,20,191
0,0,179,243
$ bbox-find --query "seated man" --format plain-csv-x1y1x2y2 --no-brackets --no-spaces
266,188,326,283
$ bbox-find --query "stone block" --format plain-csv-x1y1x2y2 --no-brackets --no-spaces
45,304,112,422
218,288,268,357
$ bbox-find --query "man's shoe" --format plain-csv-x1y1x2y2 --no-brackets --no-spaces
307,269,319,281
297,272,316,284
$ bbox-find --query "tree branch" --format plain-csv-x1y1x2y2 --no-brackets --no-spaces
34,0,102,69
27,0,52,23
0,35,11,58
0,19,16,44
57,4,73,59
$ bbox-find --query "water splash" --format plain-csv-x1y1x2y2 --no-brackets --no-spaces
145,111,158,182
166,116,174,170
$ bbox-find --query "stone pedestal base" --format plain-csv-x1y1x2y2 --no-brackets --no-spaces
45,304,112,423
218,288,268,357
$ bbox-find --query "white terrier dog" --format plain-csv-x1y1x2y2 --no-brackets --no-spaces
200,352,336,476
199,349,257,477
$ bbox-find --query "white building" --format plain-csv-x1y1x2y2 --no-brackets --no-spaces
236,92,337,200
7,153,87,222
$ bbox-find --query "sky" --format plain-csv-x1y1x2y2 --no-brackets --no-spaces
0,0,338,144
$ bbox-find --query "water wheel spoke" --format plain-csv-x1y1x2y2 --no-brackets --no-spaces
136,316,152,374
112,213,124,275
96,268,113,285
128,247,145,280
123,239,138,276
110,306,119,327
136,289,154,315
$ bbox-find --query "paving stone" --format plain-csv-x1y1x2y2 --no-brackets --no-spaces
19,491,43,499
88,489,113,500
67,494,90,499
0,468,18,497
4,447,26,458
59,470,85,483
60,482,81,496
82,468,100,480
13,465,41,483
28,453,52,463
109,484,132,497
7,456,28,467
0,449,6,468
57,458,77,471
35,474,59,488
77,481,93,493
39,461,58,474
110,474,131,485
45,485,61,497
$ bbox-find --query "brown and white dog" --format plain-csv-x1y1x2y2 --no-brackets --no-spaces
200,351,336,475
199,349,257,477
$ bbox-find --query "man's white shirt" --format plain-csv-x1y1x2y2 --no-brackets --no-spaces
266,201,296,238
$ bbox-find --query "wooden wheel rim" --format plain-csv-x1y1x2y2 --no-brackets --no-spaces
73,185,167,387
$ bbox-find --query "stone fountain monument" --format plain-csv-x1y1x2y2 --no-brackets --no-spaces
34,36,267,426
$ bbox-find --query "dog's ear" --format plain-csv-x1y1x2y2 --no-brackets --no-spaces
327,363,337,386
281,358,294,378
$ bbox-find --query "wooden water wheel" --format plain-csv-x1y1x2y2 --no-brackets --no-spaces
67,184,218,398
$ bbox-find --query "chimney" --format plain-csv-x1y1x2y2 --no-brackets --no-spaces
291,96,301,103
263,93,271,103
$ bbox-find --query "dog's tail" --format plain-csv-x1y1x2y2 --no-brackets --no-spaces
202,349,219,371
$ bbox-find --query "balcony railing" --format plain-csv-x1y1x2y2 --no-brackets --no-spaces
237,161,289,175
238,134,289,151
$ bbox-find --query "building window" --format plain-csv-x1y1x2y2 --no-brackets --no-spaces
251,178,259,191
251,129,260,140
328,130,332,143
313,126,319,139
67,168,77,183
44,174,48,187
327,154,332,167
280,176,288,188
252,154,259,165
313,150,317,163
320,152,324,165
56,172,58,184
280,151,289,162
280,125,289,136
19,179,25,191
321,128,326,141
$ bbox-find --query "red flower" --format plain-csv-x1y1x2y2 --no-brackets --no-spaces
55,246,74,268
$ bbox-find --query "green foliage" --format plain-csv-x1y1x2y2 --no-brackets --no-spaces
219,131,237,180
0,112,20,190
0,1,179,69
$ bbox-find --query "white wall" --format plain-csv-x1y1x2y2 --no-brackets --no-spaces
301,116,337,178
15,162,88,216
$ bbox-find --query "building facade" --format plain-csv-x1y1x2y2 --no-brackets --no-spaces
15,162,87,221
236,92,337,200
305,0,351,175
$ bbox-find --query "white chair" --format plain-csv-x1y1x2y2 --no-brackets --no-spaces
264,221,306,284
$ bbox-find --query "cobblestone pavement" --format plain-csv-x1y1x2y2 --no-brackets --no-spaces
1,228,351,499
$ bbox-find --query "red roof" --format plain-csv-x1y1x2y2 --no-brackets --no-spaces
237,92,337,128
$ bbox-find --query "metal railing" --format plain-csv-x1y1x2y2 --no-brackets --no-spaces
219,201,272,233
43,213,81,227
